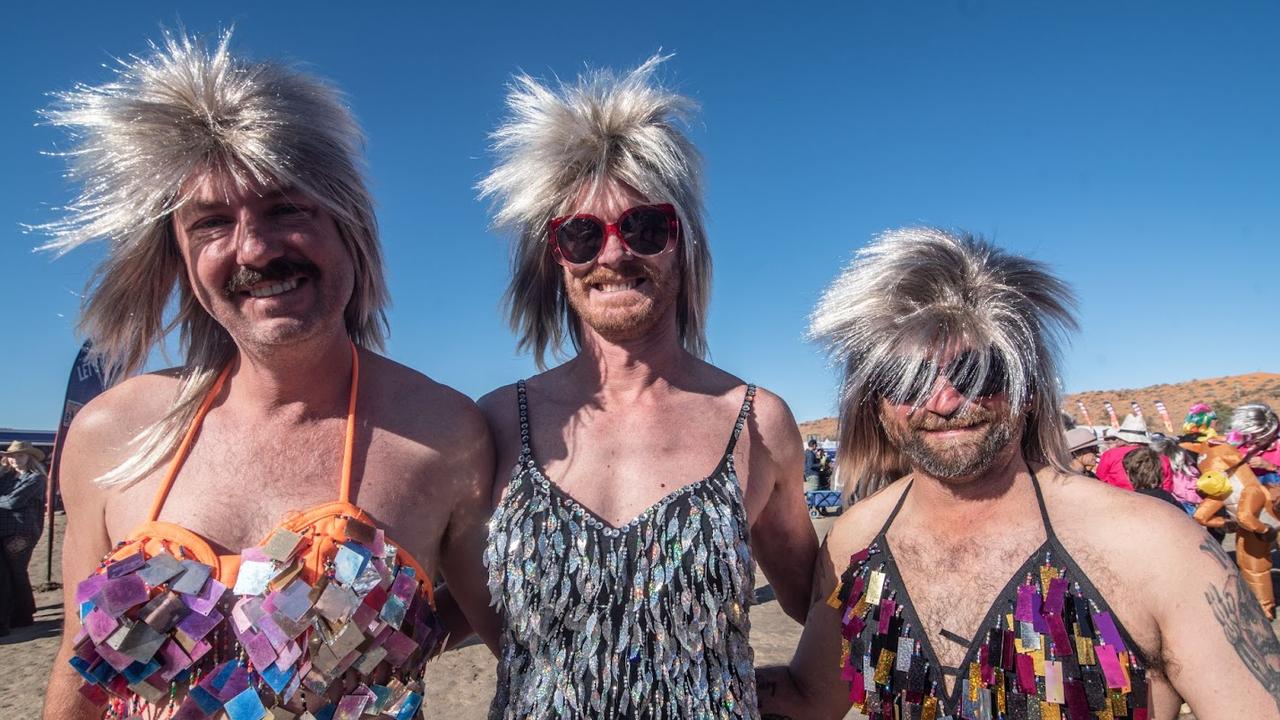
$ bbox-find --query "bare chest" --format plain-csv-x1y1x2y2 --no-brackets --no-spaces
887,526,1046,678
529,404,747,528
104,418,448,569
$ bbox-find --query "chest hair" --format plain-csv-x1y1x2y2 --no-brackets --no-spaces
889,526,1044,675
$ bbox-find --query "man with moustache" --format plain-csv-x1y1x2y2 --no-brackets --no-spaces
757,229,1278,719
40,32,496,718
477,57,817,718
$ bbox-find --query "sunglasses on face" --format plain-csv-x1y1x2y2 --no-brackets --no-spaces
876,349,1010,405
547,203,680,266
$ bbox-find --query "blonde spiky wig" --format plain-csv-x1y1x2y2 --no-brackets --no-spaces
478,54,710,367
810,228,1079,499
38,29,387,487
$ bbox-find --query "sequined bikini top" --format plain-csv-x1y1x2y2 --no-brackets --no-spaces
484,381,760,719
830,468,1151,720
70,344,441,720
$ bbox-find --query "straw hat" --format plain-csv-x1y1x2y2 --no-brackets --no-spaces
2,440,46,463
1105,415,1149,445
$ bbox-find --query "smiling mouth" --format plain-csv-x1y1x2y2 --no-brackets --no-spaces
592,278,645,293
921,421,987,434
244,276,305,299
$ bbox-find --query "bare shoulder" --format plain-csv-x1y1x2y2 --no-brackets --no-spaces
476,382,519,434
1041,469,1207,599
1046,470,1200,548
363,352,484,435
361,352,490,468
61,368,184,485
744,384,802,447
826,478,909,560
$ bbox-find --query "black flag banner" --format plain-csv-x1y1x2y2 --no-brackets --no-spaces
41,342,117,587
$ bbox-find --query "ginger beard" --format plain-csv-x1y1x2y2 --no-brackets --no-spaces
562,257,680,343
880,399,1021,481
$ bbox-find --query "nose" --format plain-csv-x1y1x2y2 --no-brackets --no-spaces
920,376,967,417
593,225,631,267
233,212,284,268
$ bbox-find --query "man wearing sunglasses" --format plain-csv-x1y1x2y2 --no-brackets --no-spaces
476,56,818,718
757,229,1277,719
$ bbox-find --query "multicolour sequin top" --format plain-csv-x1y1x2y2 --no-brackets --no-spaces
484,381,760,719
830,470,1151,720
67,346,444,720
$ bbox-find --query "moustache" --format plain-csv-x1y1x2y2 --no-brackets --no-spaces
910,406,998,432
581,262,654,286
224,258,318,295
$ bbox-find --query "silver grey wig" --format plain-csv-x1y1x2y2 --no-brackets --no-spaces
1230,403,1279,444
478,54,709,367
810,228,1079,499
38,29,387,486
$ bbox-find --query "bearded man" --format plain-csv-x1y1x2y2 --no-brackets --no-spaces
40,32,496,719
477,57,818,718
757,229,1279,719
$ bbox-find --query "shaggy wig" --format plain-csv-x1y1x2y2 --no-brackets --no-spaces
1230,403,1279,445
810,228,1079,499
38,29,387,486
478,54,709,367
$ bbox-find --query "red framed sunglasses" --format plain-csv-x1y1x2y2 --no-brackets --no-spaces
547,203,680,266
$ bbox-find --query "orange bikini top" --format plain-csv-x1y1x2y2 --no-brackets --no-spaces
74,343,438,718
106,342,432,602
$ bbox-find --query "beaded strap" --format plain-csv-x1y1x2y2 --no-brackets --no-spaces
516,379,532,459
724,384,758,457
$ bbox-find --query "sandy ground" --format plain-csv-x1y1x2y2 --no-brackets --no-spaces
3,513,1270,718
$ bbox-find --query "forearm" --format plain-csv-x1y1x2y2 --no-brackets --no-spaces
757,665,842,720
765,559,817,624
432,584,482,653
43,644,103,720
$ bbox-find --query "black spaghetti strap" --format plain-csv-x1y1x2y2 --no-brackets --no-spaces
876,480,914,537
516,380,532,458
723,384,757,457
1026,463,1055,537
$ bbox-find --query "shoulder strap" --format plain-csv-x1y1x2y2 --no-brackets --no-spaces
516,380,532,458
1026,463,1055,537
723,384,757,457
875,480,913,537
148,364,233,522
337,342,360,505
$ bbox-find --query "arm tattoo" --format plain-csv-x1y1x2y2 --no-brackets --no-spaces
1199,537,1233,570
1200,542,1280,711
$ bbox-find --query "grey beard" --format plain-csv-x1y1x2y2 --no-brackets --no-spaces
898,418,1016,479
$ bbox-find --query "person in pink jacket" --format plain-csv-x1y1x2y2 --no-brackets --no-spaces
1094,413,1172,490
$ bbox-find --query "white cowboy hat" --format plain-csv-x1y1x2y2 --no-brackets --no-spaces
1108,414,1149,445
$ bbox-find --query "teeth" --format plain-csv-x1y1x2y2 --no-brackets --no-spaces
596,280,638,293
247,278,300,298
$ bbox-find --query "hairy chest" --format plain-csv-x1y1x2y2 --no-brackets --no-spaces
888,527,1047,674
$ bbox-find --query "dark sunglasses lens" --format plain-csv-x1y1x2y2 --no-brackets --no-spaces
946,351,1007,397
619,207,671,255
877,362,934,404
556,218,605,263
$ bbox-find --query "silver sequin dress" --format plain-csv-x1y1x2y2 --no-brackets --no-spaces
484,381,760,719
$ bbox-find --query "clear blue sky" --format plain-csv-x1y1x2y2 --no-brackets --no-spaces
3,1,1277,430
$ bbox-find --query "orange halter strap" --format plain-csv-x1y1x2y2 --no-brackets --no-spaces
146,342,361,522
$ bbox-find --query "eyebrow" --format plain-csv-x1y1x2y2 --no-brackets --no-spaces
182,186,301,215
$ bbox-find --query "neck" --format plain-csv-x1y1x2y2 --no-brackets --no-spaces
567,314,692,399
906,443,1033,530
227,329,354,417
